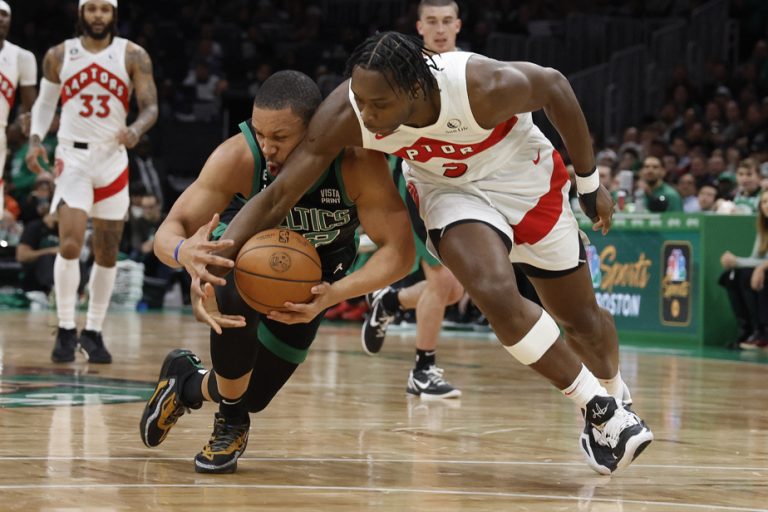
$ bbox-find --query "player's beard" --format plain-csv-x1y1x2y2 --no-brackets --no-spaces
82,18,116,40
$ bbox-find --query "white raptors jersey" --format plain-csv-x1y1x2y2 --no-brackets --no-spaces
0,41,37,129
349,51,553,187
58,37,131,142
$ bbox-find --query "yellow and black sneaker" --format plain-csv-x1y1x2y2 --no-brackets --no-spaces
139,349,204,448
194,413,250,474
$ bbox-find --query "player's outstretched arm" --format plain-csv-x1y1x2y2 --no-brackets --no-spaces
267,148,414,325
120,43,158,148
27,44,64,174
213,81,363,276
467,56,614,233
155,135,251,290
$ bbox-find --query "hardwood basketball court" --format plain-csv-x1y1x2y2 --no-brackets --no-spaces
0,310,766,511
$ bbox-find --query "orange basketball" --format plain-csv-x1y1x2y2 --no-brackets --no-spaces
234,228,322,314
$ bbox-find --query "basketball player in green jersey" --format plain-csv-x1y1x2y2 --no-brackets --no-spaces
139,70,414,474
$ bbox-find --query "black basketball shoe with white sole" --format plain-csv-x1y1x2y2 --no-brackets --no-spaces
580,395,653,474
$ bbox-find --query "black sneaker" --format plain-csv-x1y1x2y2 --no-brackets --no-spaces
406,366,462,400
361,287,397,355
581,395,653,474
78,330,112,364
140,349,204,448
51,327,78,363
580,383,641,475
194,413,250,474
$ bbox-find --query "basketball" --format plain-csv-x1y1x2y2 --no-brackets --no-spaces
234,228,322,314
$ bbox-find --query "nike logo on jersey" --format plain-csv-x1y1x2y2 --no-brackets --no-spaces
533,148,541,165
333,263,344,275
375,132,394,140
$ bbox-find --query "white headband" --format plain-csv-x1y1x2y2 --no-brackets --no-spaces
0,1,11,14
79,0,117,8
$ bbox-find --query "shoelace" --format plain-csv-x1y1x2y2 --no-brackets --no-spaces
166,398,188,425
373,303,395,337
423,366,449,386
208,418,248,452
596,408,640,448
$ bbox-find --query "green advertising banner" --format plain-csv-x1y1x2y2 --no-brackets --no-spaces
584,229,698,335
579,213,755,347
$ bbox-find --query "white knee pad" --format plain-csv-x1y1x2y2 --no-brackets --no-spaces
504,310,560,365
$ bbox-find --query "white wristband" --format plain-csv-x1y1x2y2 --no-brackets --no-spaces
575,168,600,195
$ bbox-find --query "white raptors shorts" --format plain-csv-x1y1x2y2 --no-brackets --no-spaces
50,140,129,221
407,149,581,272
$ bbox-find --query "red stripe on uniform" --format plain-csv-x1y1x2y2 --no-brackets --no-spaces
512,150,569,245
393,116,518,162
93,167,128,203
0,71,16,108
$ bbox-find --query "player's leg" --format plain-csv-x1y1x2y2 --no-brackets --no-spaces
79,147,131,363
526,263,620,390
76,217,124,364
50,147,94,362
404,261,463,399
51,202,88,362
140,274,258,453
437,221,651,474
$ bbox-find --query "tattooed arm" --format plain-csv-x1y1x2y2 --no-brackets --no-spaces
119,42,158,149
26,43,65,174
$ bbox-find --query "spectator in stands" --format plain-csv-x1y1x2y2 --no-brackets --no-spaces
677,172,700,213
16,211,59,298
9,112,59,201
123,193,162,263
181,62,228,121
640,156,683,212
733,158,763,213
697,182,719,212
662,153,679,177
19,173,54,224
719,188,768,349
618,146,640,174
129,135,165,210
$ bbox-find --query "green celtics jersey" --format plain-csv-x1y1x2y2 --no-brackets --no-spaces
214,121,360,269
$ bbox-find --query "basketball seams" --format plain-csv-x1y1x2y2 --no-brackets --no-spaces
234,268,322,284
236,244,322,271
234,279,314,311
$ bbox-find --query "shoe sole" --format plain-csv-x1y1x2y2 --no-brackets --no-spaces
79,347,112,364
614,428,654,472
194,459,238,474
139,349,193,447
419,389,462,400
51,355,76,363
360,326,383,356
579,433,613,475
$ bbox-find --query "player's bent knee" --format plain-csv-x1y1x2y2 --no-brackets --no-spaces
504,310,560,365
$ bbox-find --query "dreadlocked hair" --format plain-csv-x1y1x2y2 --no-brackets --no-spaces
345,31,439,100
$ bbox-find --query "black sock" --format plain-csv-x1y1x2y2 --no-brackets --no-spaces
415,349,436,370
381,288,401,313
219,395,248,423
181,370,205,407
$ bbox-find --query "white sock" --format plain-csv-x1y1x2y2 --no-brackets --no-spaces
562,364,610,410
85,263,117,332
54,254,80,330
599,370,631,404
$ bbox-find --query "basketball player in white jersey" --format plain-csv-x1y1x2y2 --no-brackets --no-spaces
26,0,158,364
203,32,654,475
362,0,465,400
0,1,37,220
